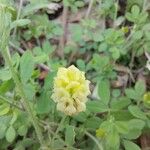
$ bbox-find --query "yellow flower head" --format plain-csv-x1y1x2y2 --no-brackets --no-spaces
96,128,106,138
143,92,150,105
51,65,90,116
121,26,129,33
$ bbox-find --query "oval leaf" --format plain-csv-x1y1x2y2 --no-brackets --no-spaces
6,126,16,143
65,125,75,146
20,51,34,83
123,140,141,150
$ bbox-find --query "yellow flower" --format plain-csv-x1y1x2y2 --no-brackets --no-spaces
121,26,129,33
143,92,150,105
96,128,106,138
51,65,90,116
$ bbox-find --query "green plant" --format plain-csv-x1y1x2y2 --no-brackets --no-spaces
0,0,150,150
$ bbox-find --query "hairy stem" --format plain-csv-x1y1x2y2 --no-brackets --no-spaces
85,131,103,150
51,115,66,146
12,0,23,38
2,47,46,149
0,95,23,111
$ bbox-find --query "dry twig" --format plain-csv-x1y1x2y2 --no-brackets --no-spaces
58,6,69,58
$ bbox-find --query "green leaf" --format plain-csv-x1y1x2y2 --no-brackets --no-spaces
0,103,10,116
0,8,11,51
126,12,134,22
125,89,139,101
0,79,14,94
54,139,66,149
112,111,133,121
0,115,11,139
93,32,104,42
110,47,120,60
125,5,143,23
112,89,121,98
0,68,11,81
22,2,49,17
36,91,51,114
11,19,31,29
106,129,120,150
111,97,131,110
135,80,146,96
91,54,110,71
19,138,35,148
98,79,110,105
123,140,141,150
123,129,141,140
10,112,17,125
75,1,84,7
20,51,34,83
34,54,49,64
18,125,27,136
124,119,145,140
87,101,109,113
42,40,55,54
131,5,140,18
63,0,70,7
128,119,145,130
65,125,75,146
115,121,129,134
132,31,143,40
128,105,147,120
43,72,56,90
71,24,83,42
76,59,85,71
73,112,89,122
85,117,102,129
0,124,7,139
23,83,36,101
6,126,16,142
98,42,108,52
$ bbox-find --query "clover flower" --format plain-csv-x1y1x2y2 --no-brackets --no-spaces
51,65,90,116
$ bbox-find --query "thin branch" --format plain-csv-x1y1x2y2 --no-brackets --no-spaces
51,115,66,145
0,95,24,111
58,6,69,58
85,131,103,150
145,51,150,61
9,41,24,53
12,0,24,38
114,64,135,82
38,63,50,71
85,0,94,18
143,0,147,11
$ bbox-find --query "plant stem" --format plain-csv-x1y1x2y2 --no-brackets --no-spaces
85,131,103,150
12,0,23,38
85,0,94,18
0,95,23,111
2,47,46,149
58,6,69,59
51,115,66,145
113,0,118,28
